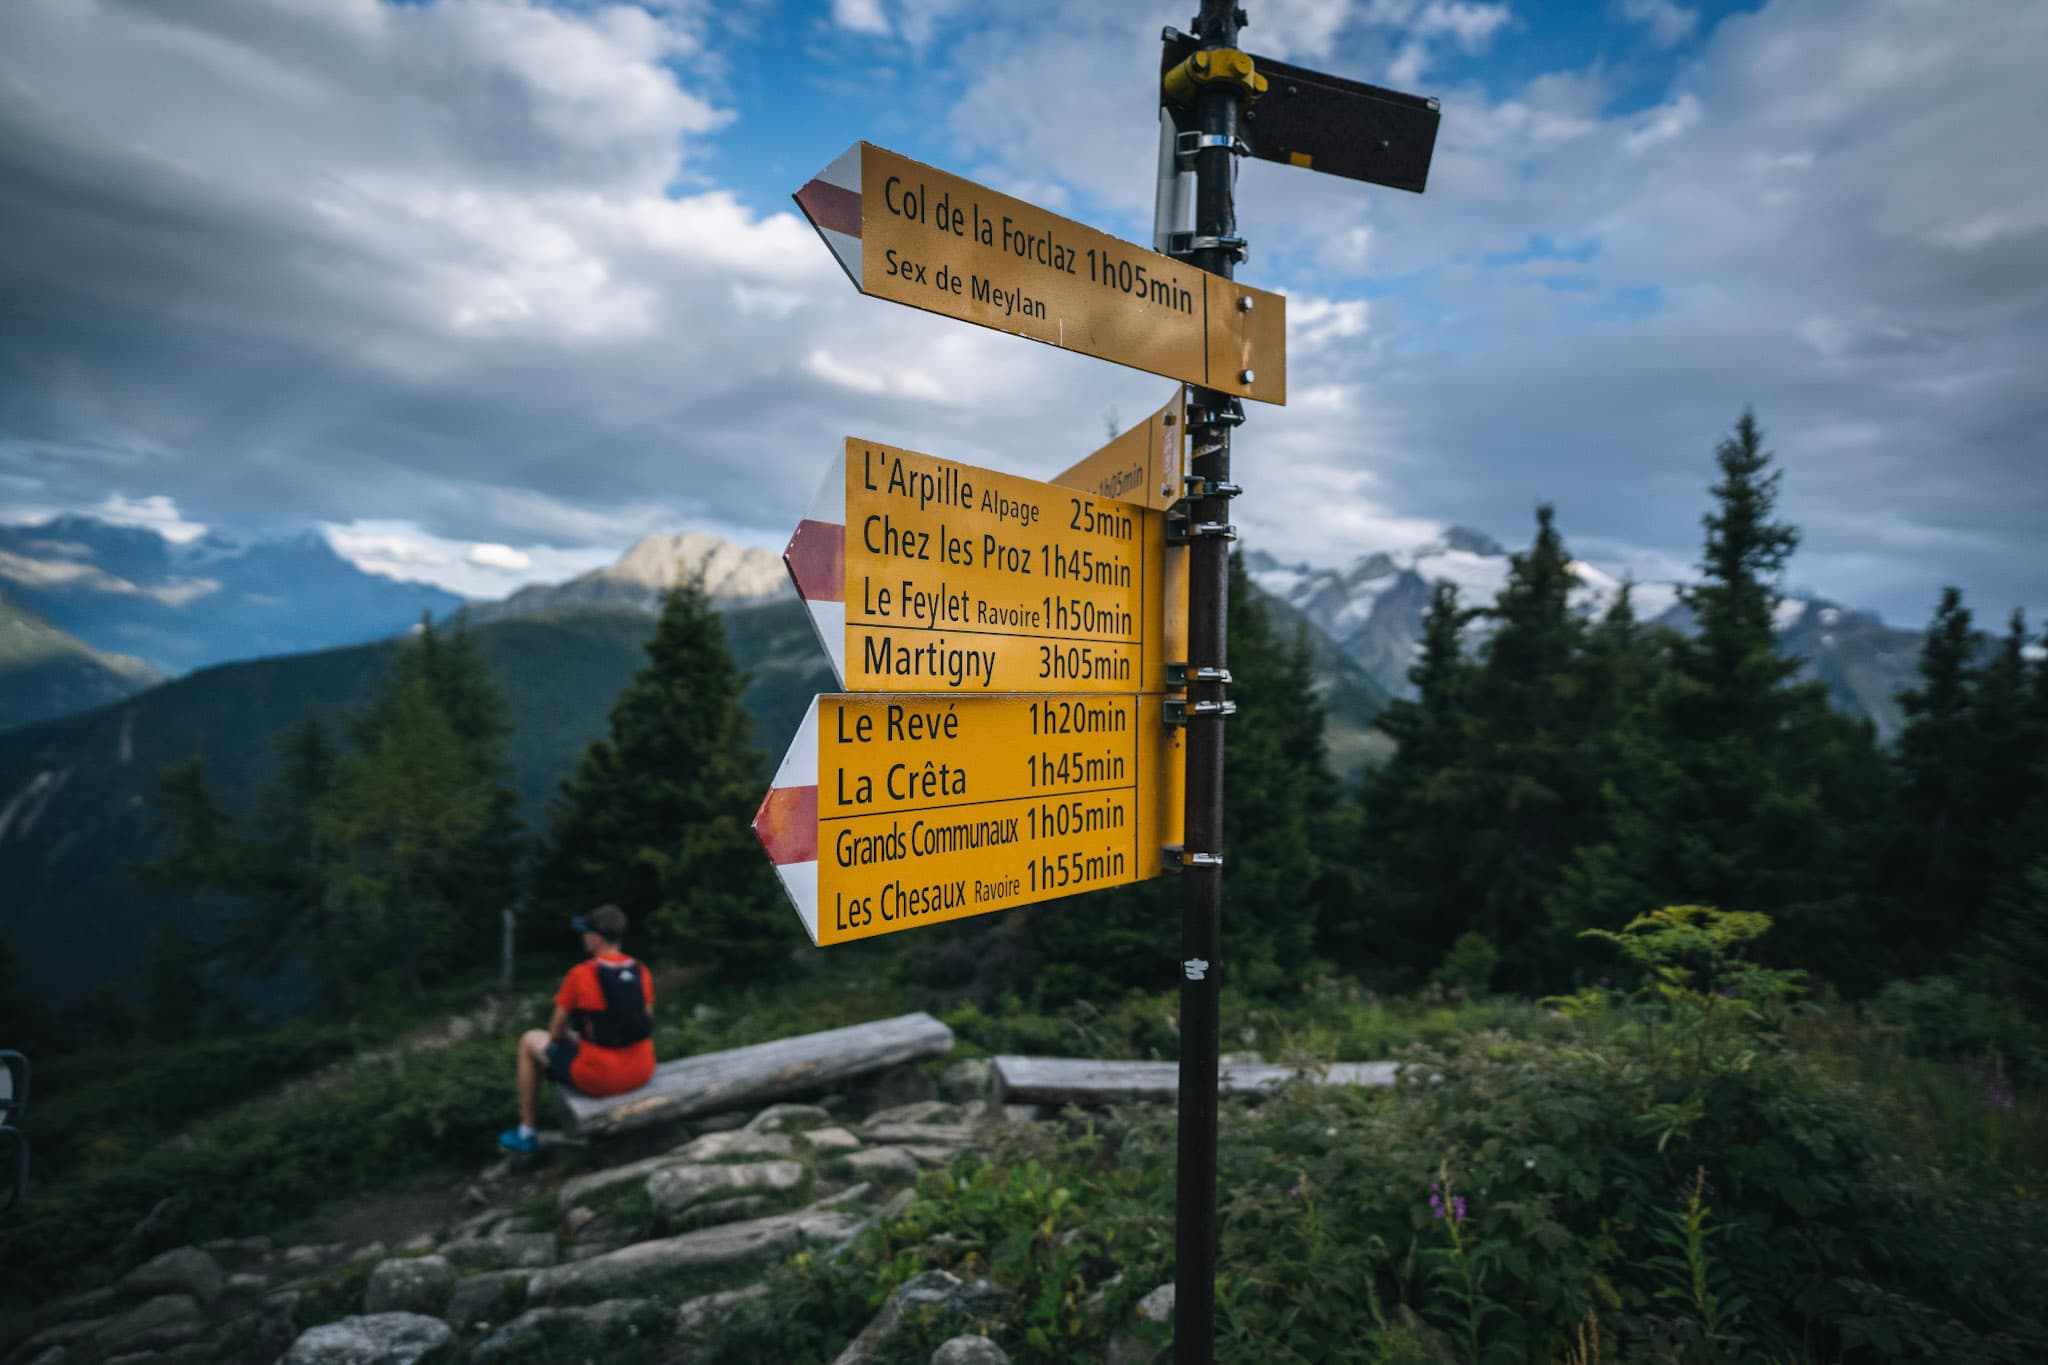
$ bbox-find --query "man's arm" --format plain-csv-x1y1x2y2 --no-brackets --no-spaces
546,1002,572,1042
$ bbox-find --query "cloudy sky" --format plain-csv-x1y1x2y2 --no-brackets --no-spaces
0,0,2042,623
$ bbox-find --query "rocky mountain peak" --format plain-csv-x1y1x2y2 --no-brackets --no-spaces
457,531,790,627
609,532,789,600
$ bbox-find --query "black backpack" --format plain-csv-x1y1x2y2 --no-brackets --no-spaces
582,960,652,1048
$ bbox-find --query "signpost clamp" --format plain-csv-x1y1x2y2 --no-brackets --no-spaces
1166,663,1233,688
1186,395,1245,429
1181,475,1241,500
1166,230,1249,264
1162,44,1268,106
1175,130,1252,162
1166,515,1237,545
1162,846,1225,871
1164,697,1238,726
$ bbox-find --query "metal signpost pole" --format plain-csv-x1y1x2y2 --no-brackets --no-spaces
1176,2,1248,1361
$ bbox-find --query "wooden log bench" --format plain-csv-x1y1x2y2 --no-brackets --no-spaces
991,1055,1401,1107
560,1011,954,1138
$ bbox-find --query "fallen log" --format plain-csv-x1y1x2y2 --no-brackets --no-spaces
561,1012,954,1137
990,1055,1400,1107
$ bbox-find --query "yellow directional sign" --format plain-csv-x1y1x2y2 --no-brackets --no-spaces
786,438,1188,694
754,694,1185,944
795,143,1287,405
1054,387,1188,512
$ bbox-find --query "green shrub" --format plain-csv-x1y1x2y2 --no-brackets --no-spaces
1869,974,2048,1084
1432,933,1500,997
0,1032,511,1309
693,910,2048,1364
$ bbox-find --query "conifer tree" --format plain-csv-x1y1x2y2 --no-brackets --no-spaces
1347,580,1480,979
1551,411,1874,980
350,618,525,944
1971,612,2042,920
323,674,498,997
1463,505,1592,989
536,580,785,978
141,623,521,1006
173,716,362,1006
1989,627,2048,1004
1544,585,1672,966
140,919,208,1041
1217,552,1338,990
1574,582,1667,782
1980,863,2048,1012
1888,588,1983,960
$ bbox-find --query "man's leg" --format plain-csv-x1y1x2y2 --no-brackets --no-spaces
517,1029,551,1131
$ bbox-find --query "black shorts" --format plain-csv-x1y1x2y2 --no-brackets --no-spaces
544,1038,581,1087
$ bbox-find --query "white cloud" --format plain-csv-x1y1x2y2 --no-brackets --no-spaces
1616,0,1699,49
1623,91,1701,153
804,349,959,406
93,494,208,544
831,0,891,37
1249,0,1359,61
322,520,615,599
1387,39,1430,87
1289,296,1373,352
1413,2,1513,49
465,543,532,572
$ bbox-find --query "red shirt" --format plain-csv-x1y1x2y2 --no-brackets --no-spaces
554,953,656,1096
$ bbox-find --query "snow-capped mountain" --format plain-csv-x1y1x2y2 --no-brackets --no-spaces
456,532,791,625
0,515,461,679
1246,528,1923,739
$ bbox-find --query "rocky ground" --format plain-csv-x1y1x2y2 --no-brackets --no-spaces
3,1058,1174,1365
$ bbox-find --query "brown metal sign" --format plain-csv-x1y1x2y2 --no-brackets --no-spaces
795,143,1286,405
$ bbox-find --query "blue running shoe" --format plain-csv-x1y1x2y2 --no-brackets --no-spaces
497,1127,537,1154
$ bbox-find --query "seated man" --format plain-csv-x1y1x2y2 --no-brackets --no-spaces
499,903,655,1153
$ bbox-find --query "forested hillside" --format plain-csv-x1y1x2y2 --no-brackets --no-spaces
0,600,832,1009
0,590,160,730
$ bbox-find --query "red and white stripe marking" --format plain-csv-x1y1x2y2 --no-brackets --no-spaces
752,697,821,944
793,144,863,288
782,459,848,688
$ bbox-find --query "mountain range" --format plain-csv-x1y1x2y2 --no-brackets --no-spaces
0,516,463,679
1245,528,1925,740
0,511,1936,750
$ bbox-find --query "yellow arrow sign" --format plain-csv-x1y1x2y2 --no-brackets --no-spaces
785,438,1187,694
1054,386,1188,512
754,694,1185,944
795,143,1286,405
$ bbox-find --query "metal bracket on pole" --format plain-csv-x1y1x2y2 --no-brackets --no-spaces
1164,697,1238,726
1162,45,1269,106
1166,515,1237,545
1175,130,1252,164
1186,396,1245,429
1181,475,1242,500
1166,230,1249,264
1165,663,1233,689
1162,845,1225,871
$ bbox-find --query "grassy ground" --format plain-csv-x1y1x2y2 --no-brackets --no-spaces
5,943,2044,1361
